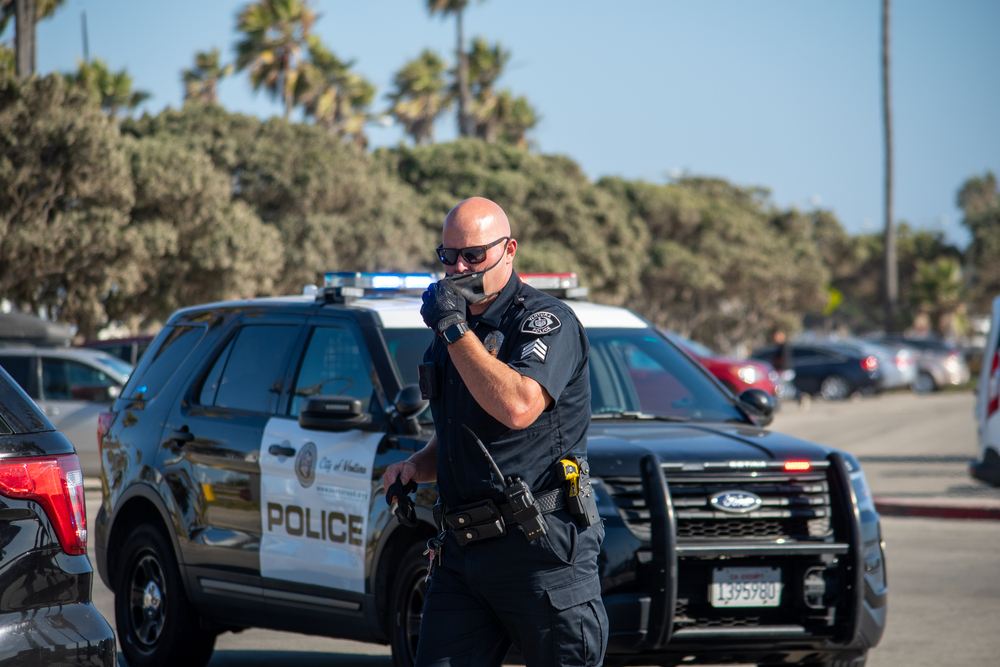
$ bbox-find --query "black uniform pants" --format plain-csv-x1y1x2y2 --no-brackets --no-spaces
415,510,608,667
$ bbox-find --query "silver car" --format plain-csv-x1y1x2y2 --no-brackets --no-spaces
869,335,971,393
0,346,132,475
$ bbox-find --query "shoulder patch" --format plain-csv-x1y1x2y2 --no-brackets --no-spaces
521,311,562,335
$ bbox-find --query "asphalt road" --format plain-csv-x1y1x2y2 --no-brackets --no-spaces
86,390,1000,666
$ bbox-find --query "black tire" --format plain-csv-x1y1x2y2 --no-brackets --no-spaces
820,375,852,401
911,371,936,394
389,541,430,667
115,524,216,667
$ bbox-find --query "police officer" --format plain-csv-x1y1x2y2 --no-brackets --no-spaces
382,197,608,666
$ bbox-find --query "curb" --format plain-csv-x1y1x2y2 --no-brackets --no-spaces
874,497,1000,521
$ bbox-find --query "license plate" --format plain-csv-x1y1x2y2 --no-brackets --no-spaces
710,567,782,607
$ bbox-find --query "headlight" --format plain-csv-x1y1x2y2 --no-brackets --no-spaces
736,365,759,384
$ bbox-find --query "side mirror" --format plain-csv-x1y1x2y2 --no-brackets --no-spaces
738,388,776,427
394,384,428,419
298,395,379,432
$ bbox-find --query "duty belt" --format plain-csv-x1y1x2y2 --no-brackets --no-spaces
435,488,566,546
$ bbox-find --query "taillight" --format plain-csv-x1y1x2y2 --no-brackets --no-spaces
987,350,999,419
862,356,878,372
97,411,116,456
0,454,88,555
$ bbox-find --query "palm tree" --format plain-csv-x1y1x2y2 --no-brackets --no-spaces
426,0,482,137
387,49,451,145
494,90,538,148
4,0,66,79
182,48,234,105
235,0,316,119
465,36,508,142
67,57,150,118
299,36,376,147
882,0,898,331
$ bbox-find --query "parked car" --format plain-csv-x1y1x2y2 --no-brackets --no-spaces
838,339,917,391
752,342,882,401
0,347,133,476
81,334,156,366
664,332,780,397
865,334,970,393
0,364,117,665
96,272,886,667
972,295,1000,486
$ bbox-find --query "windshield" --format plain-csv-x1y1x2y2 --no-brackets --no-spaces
382,327,745,423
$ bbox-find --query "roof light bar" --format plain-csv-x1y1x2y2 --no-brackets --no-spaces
324,272,438,290
520,273,579,289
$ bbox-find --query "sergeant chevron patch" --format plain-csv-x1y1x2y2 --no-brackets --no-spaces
520,339,548,363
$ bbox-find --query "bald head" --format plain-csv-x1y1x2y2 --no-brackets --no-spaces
440,197,517,313
443,197,511,241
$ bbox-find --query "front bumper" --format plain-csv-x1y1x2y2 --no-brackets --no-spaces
602,453,887,664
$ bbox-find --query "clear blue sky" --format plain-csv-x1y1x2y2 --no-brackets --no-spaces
8,0,999,247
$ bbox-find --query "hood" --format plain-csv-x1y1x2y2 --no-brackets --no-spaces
586,422,834,477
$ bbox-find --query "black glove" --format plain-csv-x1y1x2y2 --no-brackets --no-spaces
386,476,418,528
421,280,467,334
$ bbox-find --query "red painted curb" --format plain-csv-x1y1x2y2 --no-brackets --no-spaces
874,501,1000,521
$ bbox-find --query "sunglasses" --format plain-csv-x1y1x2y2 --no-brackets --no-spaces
436,237,510,265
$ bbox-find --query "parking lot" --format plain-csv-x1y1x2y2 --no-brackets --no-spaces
86,389,1000,666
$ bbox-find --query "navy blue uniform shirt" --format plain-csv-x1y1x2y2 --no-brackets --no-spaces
425,271,591,507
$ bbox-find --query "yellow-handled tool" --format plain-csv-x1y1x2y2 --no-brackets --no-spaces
560,459,580,497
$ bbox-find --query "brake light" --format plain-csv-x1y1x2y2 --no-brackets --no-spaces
784,461,811,471
97,411,116,455
0,455,88,555
861,356,878,372
987,350,999,419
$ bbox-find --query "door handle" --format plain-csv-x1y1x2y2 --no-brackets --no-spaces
169,427,194,445
268,444,296,457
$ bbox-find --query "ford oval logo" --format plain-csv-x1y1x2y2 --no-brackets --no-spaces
710,490,763,513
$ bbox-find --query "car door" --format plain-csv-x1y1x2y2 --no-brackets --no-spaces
158,315,306,612
258,316,387,611
36,355,122,469
789,346,833,395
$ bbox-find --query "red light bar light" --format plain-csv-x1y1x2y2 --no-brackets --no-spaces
784,461,811,471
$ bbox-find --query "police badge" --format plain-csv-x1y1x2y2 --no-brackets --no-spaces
484,330,504,358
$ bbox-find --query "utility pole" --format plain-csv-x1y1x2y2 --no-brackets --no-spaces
456,9,474,137
13,0,35,80
882,0,898,332
81,10,89,61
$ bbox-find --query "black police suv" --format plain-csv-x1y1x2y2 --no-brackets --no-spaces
0,365,117,665
95,273,886,667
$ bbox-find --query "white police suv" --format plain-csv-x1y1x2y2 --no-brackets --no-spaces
95,272,886,667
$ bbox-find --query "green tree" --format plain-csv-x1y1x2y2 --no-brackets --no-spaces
235,0,315,119
600,177,828,352
66,58,151,118
427,0,481,137
182,48,233,106
910,256,966,337
0,71,135,338
387,49,451,145
104,136,284,330
123,104,434,295
299,36,375,147
462,38,538,146
958,171,1000,309
493,89,537,148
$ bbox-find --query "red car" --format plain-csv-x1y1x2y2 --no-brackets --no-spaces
665,331,779,396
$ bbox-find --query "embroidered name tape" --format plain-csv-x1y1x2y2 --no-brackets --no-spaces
521,311,561,335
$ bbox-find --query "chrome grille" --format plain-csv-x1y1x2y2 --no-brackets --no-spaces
603,467,833,543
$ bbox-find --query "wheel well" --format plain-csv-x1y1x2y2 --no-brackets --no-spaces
373,522,437,638
107,496,172,589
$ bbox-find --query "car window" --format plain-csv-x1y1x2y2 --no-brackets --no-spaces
0,356,33,394
288,326,375,417
198,336,236,407
93,355,134,380
41,358,120,401
381,328,435,386
202,324,300,414
122,325,205,399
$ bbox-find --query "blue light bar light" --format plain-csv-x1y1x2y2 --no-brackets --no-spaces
323,272,438,290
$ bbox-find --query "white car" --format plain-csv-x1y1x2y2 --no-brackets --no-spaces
972,294,1000,486
0,346,133,476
